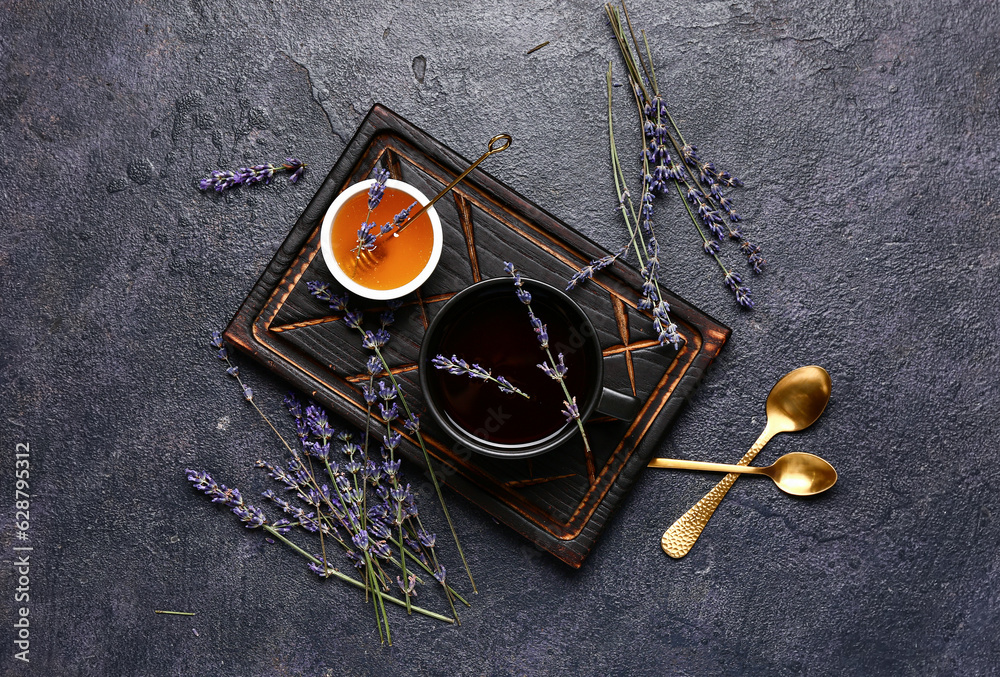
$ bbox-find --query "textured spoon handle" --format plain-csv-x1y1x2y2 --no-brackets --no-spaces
660,428,774,558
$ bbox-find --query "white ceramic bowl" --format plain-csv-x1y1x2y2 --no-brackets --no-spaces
319,178,443,300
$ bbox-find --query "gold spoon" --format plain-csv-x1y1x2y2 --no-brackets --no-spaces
657,365,832,558
648,452,837,497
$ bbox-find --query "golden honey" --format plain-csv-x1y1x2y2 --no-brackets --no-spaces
331,186,434,290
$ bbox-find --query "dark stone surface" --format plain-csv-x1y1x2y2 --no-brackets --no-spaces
1,0,997,674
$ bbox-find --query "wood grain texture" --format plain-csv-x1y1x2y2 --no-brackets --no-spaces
224,104,730,568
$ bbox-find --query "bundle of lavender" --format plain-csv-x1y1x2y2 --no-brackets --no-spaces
187,329,472,645
567,2,763,343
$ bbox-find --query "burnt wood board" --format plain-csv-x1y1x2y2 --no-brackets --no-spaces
223,104,730,568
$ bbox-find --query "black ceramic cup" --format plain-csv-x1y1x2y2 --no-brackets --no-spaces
418,277,641,459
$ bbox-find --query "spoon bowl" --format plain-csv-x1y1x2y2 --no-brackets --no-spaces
759,452,837,496
765,365,832,434
649,452,838,496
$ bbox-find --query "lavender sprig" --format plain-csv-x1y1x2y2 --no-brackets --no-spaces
605,66,684,349
352,171,418,259
504,263,596,482
185,468,453,625
198,158,305,192
566,245,628,291
307,283,476,597
186,469,266,528
201,332,463,642
353,168,391,258
431,354,531,399
604,1,762,307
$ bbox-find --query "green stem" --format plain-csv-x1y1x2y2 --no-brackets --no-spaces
608,64,648,268
607,63,677,335
263,525,454,624
641,29,659,94
605,4,648,102
389,537,470,606
386,416,413,615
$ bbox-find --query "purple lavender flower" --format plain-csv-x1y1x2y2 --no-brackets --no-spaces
335,475,351,493
735,285,754,308
495,376,522,397
368,168,390,210
197,158,306,193
329,292,350,313
383,431,401,451
199,169,239,192
369,520,392,540
561,396,581,423
607,4,762,310
566,245,628,291
402,413,420,434
740,239,766,273
308,562,329,576
186,469,266,528
284,393,303,418
308,441,331,461
306,405,334,439
370,539,392,559
528,312,549,349
393,201,417,227
417,529,436,548
343,310,363,330
362,328,390,350
431,354,531,399
397,574,417,596
351,530,369,551
306,280,331,302
239,163,278,187
537,352,568,381
284,158,306,183
379,401,400,423
654,317,682,349
353,223,377,254
361,382,377,405
377,380,397,401
506,261,595,466
505,262,533,305
345,550,365,570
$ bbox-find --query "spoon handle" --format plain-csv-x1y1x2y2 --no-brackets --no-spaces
648,458,768,476
660,427,775,558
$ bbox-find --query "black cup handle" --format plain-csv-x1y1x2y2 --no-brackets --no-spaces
596,387,642,421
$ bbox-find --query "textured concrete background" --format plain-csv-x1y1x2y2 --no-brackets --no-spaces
1,0,998,675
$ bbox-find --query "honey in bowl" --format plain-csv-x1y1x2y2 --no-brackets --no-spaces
330,186,435,291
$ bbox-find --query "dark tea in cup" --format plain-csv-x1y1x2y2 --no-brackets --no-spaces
419,278,638,459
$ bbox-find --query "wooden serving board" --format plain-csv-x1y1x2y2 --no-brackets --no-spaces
224,104,729,568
